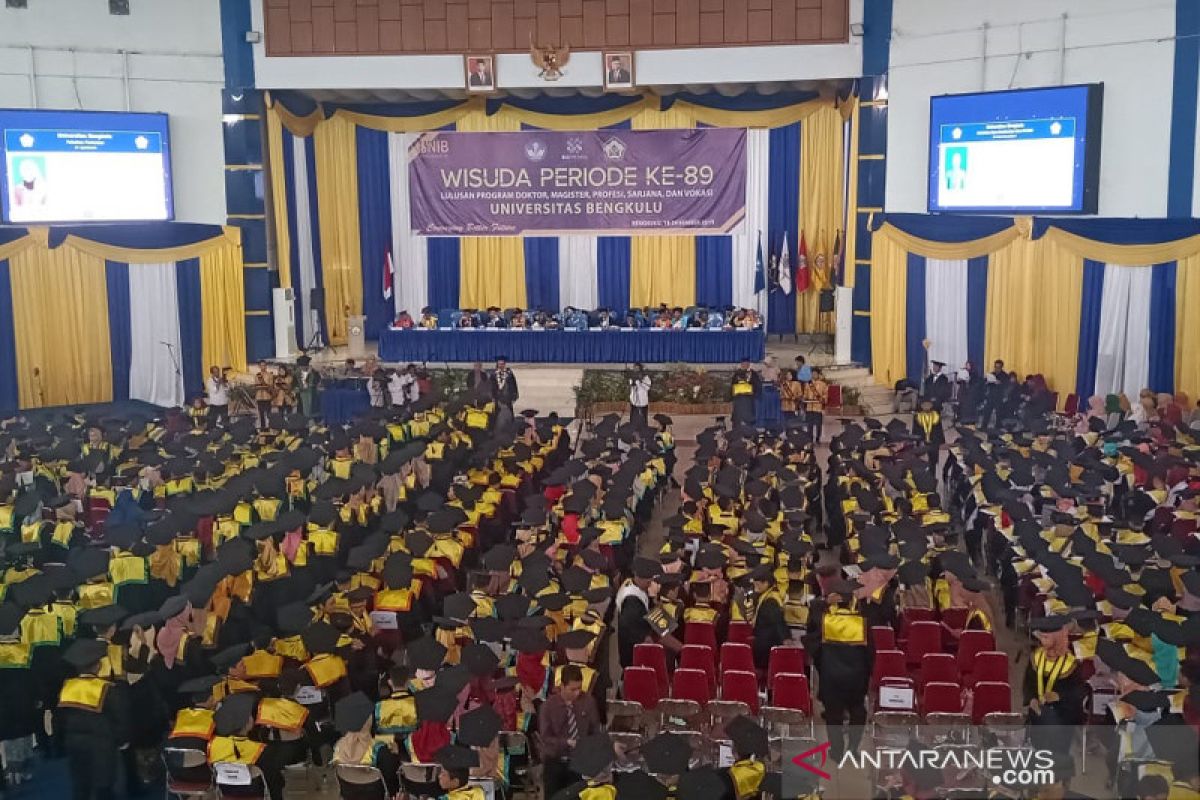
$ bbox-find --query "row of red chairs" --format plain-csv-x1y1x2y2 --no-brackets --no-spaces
873,623,996,674
623,664,812,717
632,643,806,696
680,620,752,652
872,649,1008,694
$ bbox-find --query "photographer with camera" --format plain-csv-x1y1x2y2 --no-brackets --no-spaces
628,363,651,427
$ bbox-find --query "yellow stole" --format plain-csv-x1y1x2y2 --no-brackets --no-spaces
822,605,866,645
730,759,766,800
306,654,348,688
207,736,265,765
171,708,216,740
255,697,309,732
1032,649,1076,699
59,676,110,712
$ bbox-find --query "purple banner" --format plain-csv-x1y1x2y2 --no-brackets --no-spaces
408,128,746,236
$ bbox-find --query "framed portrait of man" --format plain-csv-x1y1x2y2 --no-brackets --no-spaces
465,55,496,93
603,52,634,90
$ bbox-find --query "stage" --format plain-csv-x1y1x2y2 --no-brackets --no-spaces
377,328,766,364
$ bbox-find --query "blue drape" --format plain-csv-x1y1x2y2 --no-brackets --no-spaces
0,260,16,413
1075,259,1106,400
523,238,560,311
356,126,393,341
851,264,872,366
597,237,631,313
966,256,989,369
304,135,327,344
1032,216,1200,243
46,223,227,250
767,123,800,334
175,258,204,401
905,253,926,384
695,236,733,308
282,132,305,345
427,238,461,315
1148,261,1177,393
105,261,132,403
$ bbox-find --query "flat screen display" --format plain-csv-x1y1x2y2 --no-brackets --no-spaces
0,108,174,223
928,84,1102,214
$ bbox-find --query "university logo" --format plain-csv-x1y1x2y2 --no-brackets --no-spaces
603,137,626,160
566,137,584,155
524,140,548,162
18,133,34,148
134,135,149,150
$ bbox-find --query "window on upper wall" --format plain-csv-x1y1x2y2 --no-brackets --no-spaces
6,0,29,9
108,0,129,14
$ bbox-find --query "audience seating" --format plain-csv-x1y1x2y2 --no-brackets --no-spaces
940,607,969,632
876,676,916,712
622,666,661,711
869,649,907,695
870,625,896,651
969,652,1008,687
767,645,807,686
905,621,942,669
726,620,753,646
919,653,960,689
633,642,670,696
162,748,212,800
720,670,760,714
679,644,717,693
970,681,1012,724
922,682,964,715
671,668,712,708
956,630,996,678
719,642,755,675
825,384,843,414
333,764,387,800
769,672,812,716
683,620,718,651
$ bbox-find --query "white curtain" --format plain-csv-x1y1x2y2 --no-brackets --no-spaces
388,132,430,317
292,134,319,346
1095,264,1152,400
128,262,184,408
557,235,599,310
924,258,969,370
733,127,770,314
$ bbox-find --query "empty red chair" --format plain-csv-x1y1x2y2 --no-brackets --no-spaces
679,644,716,693
633,643,669,696
919,653,959,689
869,649,907,694
683,620,718,651
671,668,711,708
770,672,812,716
727,620,752,646
767,646,807,686
905,621,942,669
940,607,969,632
720,642,755,675
622,666,660,710
970,652,1008,687
956,629,996,678
870,626,896,651
922,682,963,715
971,681,1012,724
721,670,760,714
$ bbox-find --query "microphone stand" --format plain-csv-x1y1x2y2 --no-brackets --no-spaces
161,340,184,405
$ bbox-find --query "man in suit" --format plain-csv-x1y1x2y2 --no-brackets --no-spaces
468,59,492,88
488,356,519,428
538,665,602,800
607,56,631,84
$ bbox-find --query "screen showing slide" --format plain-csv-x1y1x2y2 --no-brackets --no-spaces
0,109,173,223
928,84,1102,214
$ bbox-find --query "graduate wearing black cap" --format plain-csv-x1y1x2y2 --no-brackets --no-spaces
615,558,659,669
1024,615,1086,758
720,715,768,800
748,565,788,671
912,397,945,472
804,578,870,761
330,691,403,799
56,638,130,800
730,360,761,428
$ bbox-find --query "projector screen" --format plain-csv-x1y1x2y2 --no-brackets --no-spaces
0,108,174,224
928,84,1102,214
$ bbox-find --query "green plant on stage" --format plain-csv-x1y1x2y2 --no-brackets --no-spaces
575,366,735,407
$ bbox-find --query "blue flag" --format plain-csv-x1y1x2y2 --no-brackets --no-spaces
754,231,766,294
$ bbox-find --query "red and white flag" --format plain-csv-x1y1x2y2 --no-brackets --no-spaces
382,250,395,300
795,232,811,293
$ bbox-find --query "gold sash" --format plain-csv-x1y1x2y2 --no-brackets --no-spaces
207,736,264,765
255,697,309,731
59,676,110,712
730,759,766,800
171,708,216,740
822,606,866,645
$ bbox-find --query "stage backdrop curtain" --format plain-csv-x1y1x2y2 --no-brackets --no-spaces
766,124,800,334
695,236,733,308
388,132,429,320
129,262,186,407
797,103,843,332
1176,255,1200,400
199,240,249,373
965,256,989,370
904,254,926,384
1075,260,1106,401
0,259,19,412
104,261,132,403
597,237,631,313
868,229,908,387
427,238,461,314
175,258,205,400
1095,264,1153,402
314,114,363,344
923,258,969,375
558,235,599,311
9,241,112,408
267,106,292,290
1148,262,1176,394
523,238,559,311
732,128,770,314
843,98,861,288
356,125,394,340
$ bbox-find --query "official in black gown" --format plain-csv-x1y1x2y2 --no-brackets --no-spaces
731,361,761,428
805,579,870,761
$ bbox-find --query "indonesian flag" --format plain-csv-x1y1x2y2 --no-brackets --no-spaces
383,250,395,300
795,232,811,293
778,233,792,295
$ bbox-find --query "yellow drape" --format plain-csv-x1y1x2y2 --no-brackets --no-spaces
0,233,34,261
455,111,526,309
1176,255,1200,400
798,104,844,333
493,97,653,131
267,92,323,138
872,220,1028,261
629,237,697,308
59,227,242,263
334,97,486,134
313,115,363,344
983,235,1081,400
670,97,831,129
630,105,694,131
10,242,112,408
266,106,291,289
200,238,249,372
459,238,527,309
843,98,861,288
868,232,908,387
1040,226,1200,266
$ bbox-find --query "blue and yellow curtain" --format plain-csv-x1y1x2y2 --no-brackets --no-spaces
266,89,855,340
869,214,1200,402
0,225,246,412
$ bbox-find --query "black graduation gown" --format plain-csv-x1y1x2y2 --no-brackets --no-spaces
55,676,130,793
616,588,652,668
731,370,761,427
0,658,39,741
751,595,789,671
1022,651,1085,756
804,602,871,704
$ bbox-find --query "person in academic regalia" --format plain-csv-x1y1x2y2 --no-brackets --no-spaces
330,691,403,800
748,565,788,672
615,557,659,669
550,732,619,800
0,604,39,788
1023,616,1086,760
55,638,130,800
805,579,870,762
731,360,761,428
912,398,945,471
719,715,768,800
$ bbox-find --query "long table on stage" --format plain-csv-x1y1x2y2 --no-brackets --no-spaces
377,328,766,364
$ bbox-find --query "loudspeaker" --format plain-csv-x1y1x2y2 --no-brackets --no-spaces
819,289,835,313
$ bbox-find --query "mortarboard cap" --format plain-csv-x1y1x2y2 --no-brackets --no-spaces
640,732,692,775
77,604,128,630
334,691,375,733
570,732,616,778
726,715,769,758
456,705,502,748
415,685,458,724
460,643,500,677
435,744,479,770
406,637,448,671
62,638,109,670
214,693,259,736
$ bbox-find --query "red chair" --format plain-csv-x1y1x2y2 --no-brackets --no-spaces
683,620,718,651
622,666,660,710
679,644,717,693
870,649,907,694
720,670,760,714
922,682,963,715
905,621,942,669
770,672,812,716
919,653,959,689
1061,393,1079,416
876,676,916,712
633,643,669,696
726,621,752,646
767,646,807,686
971,681,1012,724
671,668,711,708
825,384,843,414
970,652,1009,688
900,606,936,635
719,642,755,675
956,629,996,678
870,626,896,651
939,607,968,633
